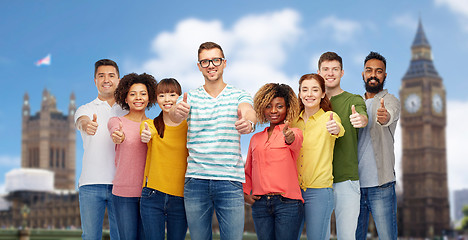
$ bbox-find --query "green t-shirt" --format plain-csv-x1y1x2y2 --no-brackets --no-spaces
330,91,367,183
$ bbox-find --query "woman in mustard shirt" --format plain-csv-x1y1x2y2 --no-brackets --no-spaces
243,83,304,240
139,78,188,240
291,73,345,240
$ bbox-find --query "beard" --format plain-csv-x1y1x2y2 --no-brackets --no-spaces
364,76,385,93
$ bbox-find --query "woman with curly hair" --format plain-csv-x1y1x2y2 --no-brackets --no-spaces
291,73,344,240
243,83,304,240
107,72,157,240
139,78,189,240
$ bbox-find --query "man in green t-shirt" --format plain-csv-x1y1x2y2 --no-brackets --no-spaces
317,52,368,240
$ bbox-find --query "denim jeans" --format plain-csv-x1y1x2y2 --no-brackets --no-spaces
112,194,144,240
299,188,333,240
252,195,304,240
140,187,187,240
356,181,397,240
79,184,119,240
334,180,360,240
184,178,244,240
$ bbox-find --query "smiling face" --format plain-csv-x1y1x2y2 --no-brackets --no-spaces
198,48,226,83
318,60,344,90
362,58,387,94
94,65,120,101
264,97,287,127
299,79,325,112
157,91,180,113
126,83,149,112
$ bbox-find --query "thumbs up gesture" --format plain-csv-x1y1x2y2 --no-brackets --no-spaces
376,98,390,125
235,108,254,134
326,112,340,135
85,113,99,135
111,122,125,144
141,122,152,143
283,121,295,144
173,92,190,122
349,105,367,128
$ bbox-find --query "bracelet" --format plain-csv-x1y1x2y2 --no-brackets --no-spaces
248,120,255,133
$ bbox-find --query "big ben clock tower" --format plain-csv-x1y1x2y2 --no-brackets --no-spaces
399,20,450,237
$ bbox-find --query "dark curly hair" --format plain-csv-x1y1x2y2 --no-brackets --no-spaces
114,73,158,110
298,73,332,113
364,51,386,68
153,78,182,138
254,83,299,124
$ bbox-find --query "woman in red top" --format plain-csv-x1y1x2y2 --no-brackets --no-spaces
243,83,304,240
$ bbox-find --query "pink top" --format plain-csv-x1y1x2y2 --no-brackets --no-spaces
243,124,304,202
108,116,147,197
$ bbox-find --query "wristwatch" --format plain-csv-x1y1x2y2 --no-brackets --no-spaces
248,120,255,133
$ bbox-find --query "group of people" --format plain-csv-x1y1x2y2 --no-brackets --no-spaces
75,41,400,240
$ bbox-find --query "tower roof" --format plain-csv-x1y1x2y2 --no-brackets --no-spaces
403,19,439,80
412,19,431,49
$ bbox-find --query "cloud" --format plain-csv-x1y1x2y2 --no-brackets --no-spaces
139,9,302,95
389,13,418,31
435,0,468,31
317,16,362,44
446,100,468,190
0,155,20,168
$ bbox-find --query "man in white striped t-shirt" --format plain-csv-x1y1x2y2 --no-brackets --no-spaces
170,42,256,240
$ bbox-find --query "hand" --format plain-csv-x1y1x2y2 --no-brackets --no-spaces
141,122,152,143
376,98,390,125
235,108,253,134
349,105,366,128
111,122,125,144
85,114,99,135
326,112,340,135
244,193,260,205
283,121,295,144
173,93,190,122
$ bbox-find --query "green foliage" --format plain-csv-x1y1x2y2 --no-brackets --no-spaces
463,205,468,217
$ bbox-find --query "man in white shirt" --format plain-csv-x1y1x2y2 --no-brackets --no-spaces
75,59,126,240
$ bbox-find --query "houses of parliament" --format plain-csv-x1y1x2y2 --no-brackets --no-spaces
0,21,451,238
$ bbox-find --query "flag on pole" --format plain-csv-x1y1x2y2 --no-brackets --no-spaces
35,54,51,66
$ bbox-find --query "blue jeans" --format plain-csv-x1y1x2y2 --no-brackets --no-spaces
140,187,187,240
184,178,244,240
79,184,119,240
299,188,333,240
252,195,304,240
112,194,144,240
356,181,397,240
334,180,360,240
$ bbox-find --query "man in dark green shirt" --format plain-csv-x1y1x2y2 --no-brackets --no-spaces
317,52,368,239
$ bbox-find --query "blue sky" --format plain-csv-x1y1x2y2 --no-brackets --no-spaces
1,1,468,199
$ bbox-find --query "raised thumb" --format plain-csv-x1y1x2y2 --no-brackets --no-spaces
144,122,149,131
351,105,357,115
92,113,97,122
183,92,188,103
330,112,334,121
283,121,290,133
237,108,242,120
380,98,385,108
119,122,123,131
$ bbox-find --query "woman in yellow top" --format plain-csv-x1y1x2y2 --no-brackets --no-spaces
139,78,188,240
291,73,345,240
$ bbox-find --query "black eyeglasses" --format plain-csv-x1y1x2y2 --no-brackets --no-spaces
198,58,224,68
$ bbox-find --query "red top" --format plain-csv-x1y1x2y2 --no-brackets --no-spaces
243,124,304,202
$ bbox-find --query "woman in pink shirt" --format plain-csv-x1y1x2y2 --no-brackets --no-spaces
108,73,157,240
243,83,304,240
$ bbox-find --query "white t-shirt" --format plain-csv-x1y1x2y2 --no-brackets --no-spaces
74,98,127,187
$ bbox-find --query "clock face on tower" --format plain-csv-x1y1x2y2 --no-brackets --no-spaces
432,93,443,114
405,93,421,113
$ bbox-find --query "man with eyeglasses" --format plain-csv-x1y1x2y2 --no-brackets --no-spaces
170,41,256,240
